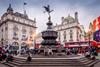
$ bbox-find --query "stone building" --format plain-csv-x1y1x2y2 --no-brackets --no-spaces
53,12,85,45
35,33,43,44
0,4,37,49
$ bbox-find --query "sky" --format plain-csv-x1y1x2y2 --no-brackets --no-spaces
0,0,100,33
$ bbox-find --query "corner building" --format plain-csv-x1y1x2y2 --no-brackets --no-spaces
0,4,37,49
53,12,85,45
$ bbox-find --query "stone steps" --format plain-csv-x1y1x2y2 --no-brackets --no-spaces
4,57,99,67
77,57,100,67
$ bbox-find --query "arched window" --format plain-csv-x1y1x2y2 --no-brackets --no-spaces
13,25,18,31
21,26,27,41
21,42,27,46
22,26,26,34
13,25,19,40
30,28,33,35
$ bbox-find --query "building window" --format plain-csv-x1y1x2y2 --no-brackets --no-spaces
13,32,18,40
21,26,27,41
2,29,3,32
22,26,26,34
80,34,81,41
12,16,15,20
77,30,79,41
13,25,18,31
30,28,33,35
69,30,73,41
63,31,66,42
13,25,19,40
5,27,8,30
22,29,26,34
58,32,61,41
21,42,27,46
13,32,17,36
22,35,27,41
29,36,33,41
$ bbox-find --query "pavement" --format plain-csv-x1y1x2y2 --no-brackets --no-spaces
94,62,100,67
0,63,9,67
96,53,100,59
94,53,100,67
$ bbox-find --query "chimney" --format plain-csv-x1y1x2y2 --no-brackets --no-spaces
61,17,64,23
34,18,36,23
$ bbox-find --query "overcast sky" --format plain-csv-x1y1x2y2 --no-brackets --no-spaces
0,0,100,33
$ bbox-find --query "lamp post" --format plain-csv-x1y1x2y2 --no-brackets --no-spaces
32,33,36,49
26,37,31,48
88,31,92,55
18,40,22,56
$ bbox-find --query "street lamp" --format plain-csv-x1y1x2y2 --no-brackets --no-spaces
26,37,31,47
32,33,36,49
18,40,22,56
87,30,93,55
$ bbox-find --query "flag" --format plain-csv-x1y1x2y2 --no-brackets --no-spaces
92,16,100,31
24,2,27,5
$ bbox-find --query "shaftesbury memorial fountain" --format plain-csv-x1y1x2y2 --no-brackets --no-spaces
41,5,58,54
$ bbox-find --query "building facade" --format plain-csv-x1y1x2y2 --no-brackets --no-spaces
35,33,43,44
0,4,36,49
53,12,85,45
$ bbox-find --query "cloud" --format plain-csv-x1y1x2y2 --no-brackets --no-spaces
0,0,100,33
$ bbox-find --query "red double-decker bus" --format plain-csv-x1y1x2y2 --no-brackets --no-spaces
92,30,100,52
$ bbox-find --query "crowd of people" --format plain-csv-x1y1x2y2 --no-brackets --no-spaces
0,46,14,63
0,44,98,63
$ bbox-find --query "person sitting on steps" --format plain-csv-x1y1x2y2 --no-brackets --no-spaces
44,46,48,56
26,53,32,62
48,47,53,55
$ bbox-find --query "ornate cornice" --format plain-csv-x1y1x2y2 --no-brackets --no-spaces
0,19,37,28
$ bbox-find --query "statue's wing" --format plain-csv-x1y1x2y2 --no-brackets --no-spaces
43,6,48,11
43,6,46,9
50,10,54,12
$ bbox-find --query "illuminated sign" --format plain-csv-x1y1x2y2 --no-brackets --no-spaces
93,30,100,42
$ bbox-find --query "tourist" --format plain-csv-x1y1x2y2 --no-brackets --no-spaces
6,54,14,62
44,46,48,56
48,47,53,55
67,48,70,55
0,52,2,62
91,55,96,60
65,48,68,55
26,53,32,62
85,51,91,59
